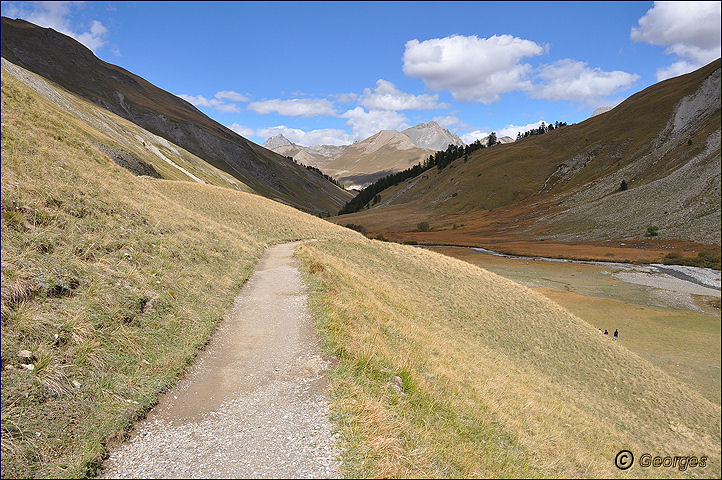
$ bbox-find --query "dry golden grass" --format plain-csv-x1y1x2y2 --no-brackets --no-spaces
2,61,719,479
298,238,720,478
0,69,347,478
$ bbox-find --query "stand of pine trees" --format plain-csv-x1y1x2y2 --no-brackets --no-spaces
338,140,487,215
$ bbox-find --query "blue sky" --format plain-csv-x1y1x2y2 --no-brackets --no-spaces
2,1,720,146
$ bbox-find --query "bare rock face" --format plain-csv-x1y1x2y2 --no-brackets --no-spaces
402,122,465,151
263,134,294,150
592,106,613,117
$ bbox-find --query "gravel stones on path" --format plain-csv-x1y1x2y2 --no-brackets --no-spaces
102,242,339,478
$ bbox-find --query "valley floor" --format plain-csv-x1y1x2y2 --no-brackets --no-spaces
332,201,721,265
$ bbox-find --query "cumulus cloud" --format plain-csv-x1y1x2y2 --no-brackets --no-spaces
531,59,639,104
631,1,721,80
248,98,337,117
256,126,353,146
495,120,549,139
340,107,410,140
228,123,256,138
177,94,241,113
655,60,700,81
460,130,490,144
360,79,448,110
403,34,544,103
432,115,461,128
215,90,251,102
3,1,109,52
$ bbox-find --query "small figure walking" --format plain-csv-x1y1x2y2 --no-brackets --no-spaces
614,329,619,340
604,329,609,336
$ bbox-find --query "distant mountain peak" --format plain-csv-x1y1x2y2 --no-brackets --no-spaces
263,134,293,149
402,122,465,151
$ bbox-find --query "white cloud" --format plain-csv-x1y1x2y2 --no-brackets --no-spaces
531,59,639,104
228,123,256,138
402,34,544,103
3,1,109,52
460,130,490,144
495,120,549,139
655,60,699,81
256,126,353,146
340,107,410,140
461,120,549,144
330,92,358,104
215,90,251,102
177,94,241,113
248,98,337,117
631,1,721,80
432,115,461,128
360,79,448,110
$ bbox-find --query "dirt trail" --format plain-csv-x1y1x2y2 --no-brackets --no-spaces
102,242,338,478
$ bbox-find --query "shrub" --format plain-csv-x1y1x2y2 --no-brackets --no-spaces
645,225,658,237
663,249,721,269
417,222,430,232
344,223,367,235
619,180,628,191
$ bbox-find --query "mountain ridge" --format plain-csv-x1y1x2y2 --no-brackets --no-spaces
1,16,351,215
263,122,465,189
333,59,721,253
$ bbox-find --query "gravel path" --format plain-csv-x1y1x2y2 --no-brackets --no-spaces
102,242,339,478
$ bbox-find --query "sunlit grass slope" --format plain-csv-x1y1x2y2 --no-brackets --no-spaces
1,65,719,479
298,238,720,478
2,58,253,191
0,69,348,478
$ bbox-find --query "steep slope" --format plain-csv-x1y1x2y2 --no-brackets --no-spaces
335,59,721,251
3,70,719,479
402,121,464,151
2,59,252,191
325,130,434,188
1,17,351,215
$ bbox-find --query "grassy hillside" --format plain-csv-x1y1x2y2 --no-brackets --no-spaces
298,239,720,478
1,17,352,215
2,65,719,478
325,130,433,189
2,59,254,191
0,68,349,478
336,60,721,248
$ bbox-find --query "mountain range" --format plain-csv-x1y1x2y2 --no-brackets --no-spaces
264,122,469,189
333,59,721,255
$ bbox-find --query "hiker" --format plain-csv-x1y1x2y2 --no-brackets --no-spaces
604,329,608,336
614,329,619,340
598,328,603,334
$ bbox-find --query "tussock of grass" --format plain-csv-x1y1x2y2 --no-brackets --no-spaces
297,239,720,477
